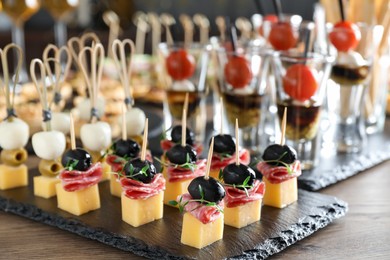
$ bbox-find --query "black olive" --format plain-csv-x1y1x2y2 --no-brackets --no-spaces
61,148,92,171
171,125,195,146
112,139,140,158
166,144,197,165
262,144,297,166
188,176,225,203
222,163,256,189
211,134,236,155
123,158,157,183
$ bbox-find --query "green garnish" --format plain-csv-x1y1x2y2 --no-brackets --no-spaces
65,159,79,171
154,155,197,172
264,151,294,174
223,176,254,197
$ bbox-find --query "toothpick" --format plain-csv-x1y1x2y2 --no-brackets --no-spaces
140,118,148,161
181,92,189,147
220,96,224,135
205,137,214,180
70,112,76,150
122,104,127,141
235,118,239,166
280,107,287,145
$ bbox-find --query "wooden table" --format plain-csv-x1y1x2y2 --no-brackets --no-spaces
1,158,389,259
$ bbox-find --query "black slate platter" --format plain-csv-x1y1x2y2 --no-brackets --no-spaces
298,119,390,191
0,160,347,260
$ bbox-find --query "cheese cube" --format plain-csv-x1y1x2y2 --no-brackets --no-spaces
121,192,164,227
110,173,122,198
263,177,297,208
209,169,220,180
224,199,262,228
181,212,224,249
33,176,61,198
164,179,192,206
56,183,100,216
0,164,28,190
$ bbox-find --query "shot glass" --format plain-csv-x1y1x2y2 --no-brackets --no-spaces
216,46,272,156
158,42,211,145
272,51,334,170
325,23,378,153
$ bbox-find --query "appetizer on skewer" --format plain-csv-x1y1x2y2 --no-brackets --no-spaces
220,119,265,228
256,108,301,208
0,44,29,190
78,43,112,181
30,59,66,198
57,114,102,216
172,137,225,249
120,119,166,227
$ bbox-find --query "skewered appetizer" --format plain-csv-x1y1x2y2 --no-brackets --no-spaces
0,44,29,190
160,125,203,156
256,144,301,208
219,118,265,228
29,58,66,198
57,147,102,215
172,138,225,249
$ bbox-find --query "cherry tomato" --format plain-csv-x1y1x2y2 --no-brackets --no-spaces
269,22,298,50
258,15,278,36
224,55,252,88
166,48,196,81
329,21,361,52
282,64,318,102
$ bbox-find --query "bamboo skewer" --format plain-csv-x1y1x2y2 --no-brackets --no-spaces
235,118,239,166
68,32,100,71
70,113,76,150
204,137,214,180
0,44,23,121
280,108,287,146
133,12,149,55
160,13,175,45
180,14,194,46
141,118,148,161
181,93,189,147
103,11,121,59
235,17,252,41
193,14,210,44
148,12,161,56
215,16,226,42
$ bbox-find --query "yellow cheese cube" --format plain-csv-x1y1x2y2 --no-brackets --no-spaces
100,162,111,181
209,168,220,179
224,199,262,228
121,192,164,227
164,179,192,206
33,176,61,198
110,173,122,198
181,212,224,249
263,177,297,208
56,183,101,216
0,164,28,190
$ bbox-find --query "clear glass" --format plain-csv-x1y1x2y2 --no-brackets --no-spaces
272,51,334,170
325,23,378,153
158,42,211,145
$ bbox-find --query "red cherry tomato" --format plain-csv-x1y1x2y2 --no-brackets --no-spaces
166,48,196,81
258,15,278,36
329,21,361,52
224,55,252,88
282,64,318,102
269,22,298,50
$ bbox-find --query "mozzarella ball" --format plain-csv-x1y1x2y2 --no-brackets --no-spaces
43,112,71,135
123,107,146,136
0,118,29,150
76,97,105,121
32,131,66,160
80,121,111,152
336,51,365,67
172,79,196,92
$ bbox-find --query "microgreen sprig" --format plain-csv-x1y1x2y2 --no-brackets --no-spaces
223,175,253,197
154,154,197,172
65,159,79,171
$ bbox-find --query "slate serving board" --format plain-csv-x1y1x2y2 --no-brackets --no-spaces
298,119,390,191
0,163,347,259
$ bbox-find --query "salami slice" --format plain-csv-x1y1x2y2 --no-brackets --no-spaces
167,159,207,182
121,173,166,200
179,193,224,224
224,180,265,208
160,139,203,155
59,163,103,192
256,160,301,184
210,148,250,171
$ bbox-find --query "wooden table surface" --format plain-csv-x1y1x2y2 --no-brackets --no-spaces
1,159,390,259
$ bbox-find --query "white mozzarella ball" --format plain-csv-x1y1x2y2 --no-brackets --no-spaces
42,112,70,135
0,118,29,150
80,121,111,152
336,51,365,67
123,107,146,136
76,97,105,121
172,80,196,92
103,58,120,80
32,131,66,160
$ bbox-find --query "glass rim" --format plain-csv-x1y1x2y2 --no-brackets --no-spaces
158,41,212,51
273,50,335,64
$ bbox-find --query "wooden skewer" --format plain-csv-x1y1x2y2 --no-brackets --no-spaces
30,58,51,131
280,107,287,146
70,112,76,150
204,137,214,180
103,11,121,59
148,12,161,56
67,32,100,71
0,43,23,121
235,17,252,41
193,14,210,44
320,0,341,23
160,13,175,45
182,92,189,147
78,43,105,123
235,118,239,166
140,118,148,161
220,97,224,135
180,14,193,46
133,11,149,54
215,16,226,41
112,39,136,109
376,0,390,25
121,104,127,141
348,0,375,25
